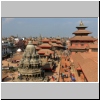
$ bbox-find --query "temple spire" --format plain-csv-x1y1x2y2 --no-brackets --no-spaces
80,20,84,26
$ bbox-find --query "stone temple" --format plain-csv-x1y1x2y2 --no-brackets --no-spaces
18,41,43,81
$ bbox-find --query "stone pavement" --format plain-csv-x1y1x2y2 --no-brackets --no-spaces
49,62,61,82
2,60,18,67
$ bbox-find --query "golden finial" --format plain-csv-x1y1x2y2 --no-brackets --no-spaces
80,20,84,26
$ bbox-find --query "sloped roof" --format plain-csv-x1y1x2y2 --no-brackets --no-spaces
56,40,62,44
69,36,97,41
42,38,50,42
68,45,87,49
73,30,91,34
11,53,23,61
38,49,54,54
58,44,64,48
71,52,98,82
39,43,51,48
51,43,59,47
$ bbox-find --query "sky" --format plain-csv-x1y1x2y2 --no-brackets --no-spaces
1,18,98,38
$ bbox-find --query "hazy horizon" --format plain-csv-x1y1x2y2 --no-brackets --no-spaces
2,18,98,38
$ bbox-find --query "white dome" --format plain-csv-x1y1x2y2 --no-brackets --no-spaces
2,41,4,43
17,48,22,52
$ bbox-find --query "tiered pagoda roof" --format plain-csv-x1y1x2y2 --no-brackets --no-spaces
39,43,51,48
69,21,97,41
73,30,92,34
38,49,54,54
69,36,97,41
42,38,50,43
73,21,91,35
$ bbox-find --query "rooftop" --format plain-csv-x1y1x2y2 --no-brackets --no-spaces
39,43,51,48
42,38,50,42
71,52,98,82
38,49,54,54
69,36,97,41
73,30,91,34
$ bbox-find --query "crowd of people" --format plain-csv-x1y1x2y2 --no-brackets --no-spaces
60,65,76,82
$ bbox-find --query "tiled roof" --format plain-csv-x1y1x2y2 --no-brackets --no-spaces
44,52,50,56
69,36,97,41
39,43,51,48
73,30,91,34
79,52,98,63
51,43,59,47
71,52,98,82
38,49,54,54
58,44,64,48
11,53,23,61
68,46,87,49
42,38,50,42
56,40,62,44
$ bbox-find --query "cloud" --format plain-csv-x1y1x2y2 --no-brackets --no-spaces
3,18,14,24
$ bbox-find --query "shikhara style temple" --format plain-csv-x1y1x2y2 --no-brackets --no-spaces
18,41,43,81
68,21,97,54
